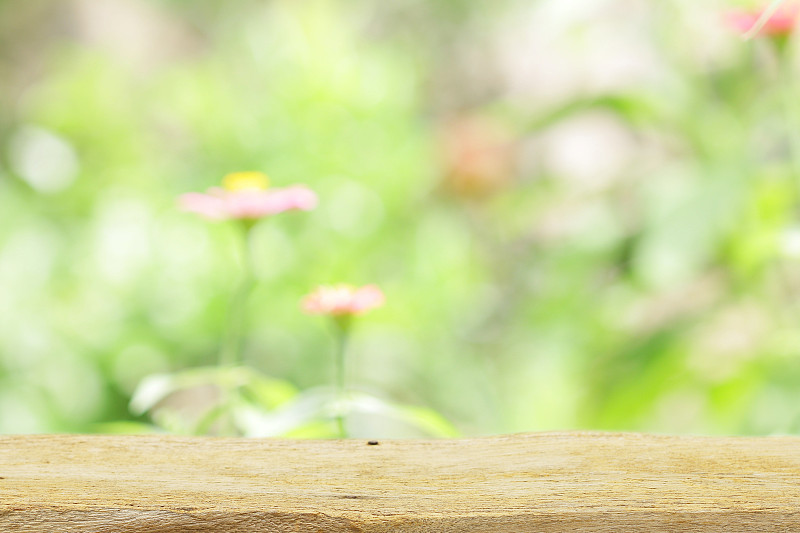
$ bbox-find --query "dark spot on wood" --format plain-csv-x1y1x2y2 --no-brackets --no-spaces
337,494,366,499
367,440,379,445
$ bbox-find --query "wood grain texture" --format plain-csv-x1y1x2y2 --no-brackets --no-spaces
1,432,800,532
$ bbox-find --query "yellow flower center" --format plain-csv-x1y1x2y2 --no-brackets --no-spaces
222,171,270,192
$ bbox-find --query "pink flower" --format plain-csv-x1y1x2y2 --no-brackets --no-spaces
302,284,385,316
725,4,799,37
439,114,516,198
179,172,318,220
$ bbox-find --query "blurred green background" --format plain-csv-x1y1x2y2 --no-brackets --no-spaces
2,0,800,436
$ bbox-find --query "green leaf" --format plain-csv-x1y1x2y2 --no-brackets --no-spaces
130,366,297,415
344,392,459,438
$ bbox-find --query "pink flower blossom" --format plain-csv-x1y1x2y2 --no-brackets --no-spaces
178,172,318,220
725,4,799,37
302,284,385,316
439,114,516,198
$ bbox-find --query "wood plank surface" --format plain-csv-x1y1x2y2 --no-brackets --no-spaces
1,432,800,532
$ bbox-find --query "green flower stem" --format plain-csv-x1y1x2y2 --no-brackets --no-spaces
213,222,258,436
332,315,352,438
219,222,257,368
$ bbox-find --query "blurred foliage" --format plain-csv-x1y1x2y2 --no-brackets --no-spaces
2,0,800,436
